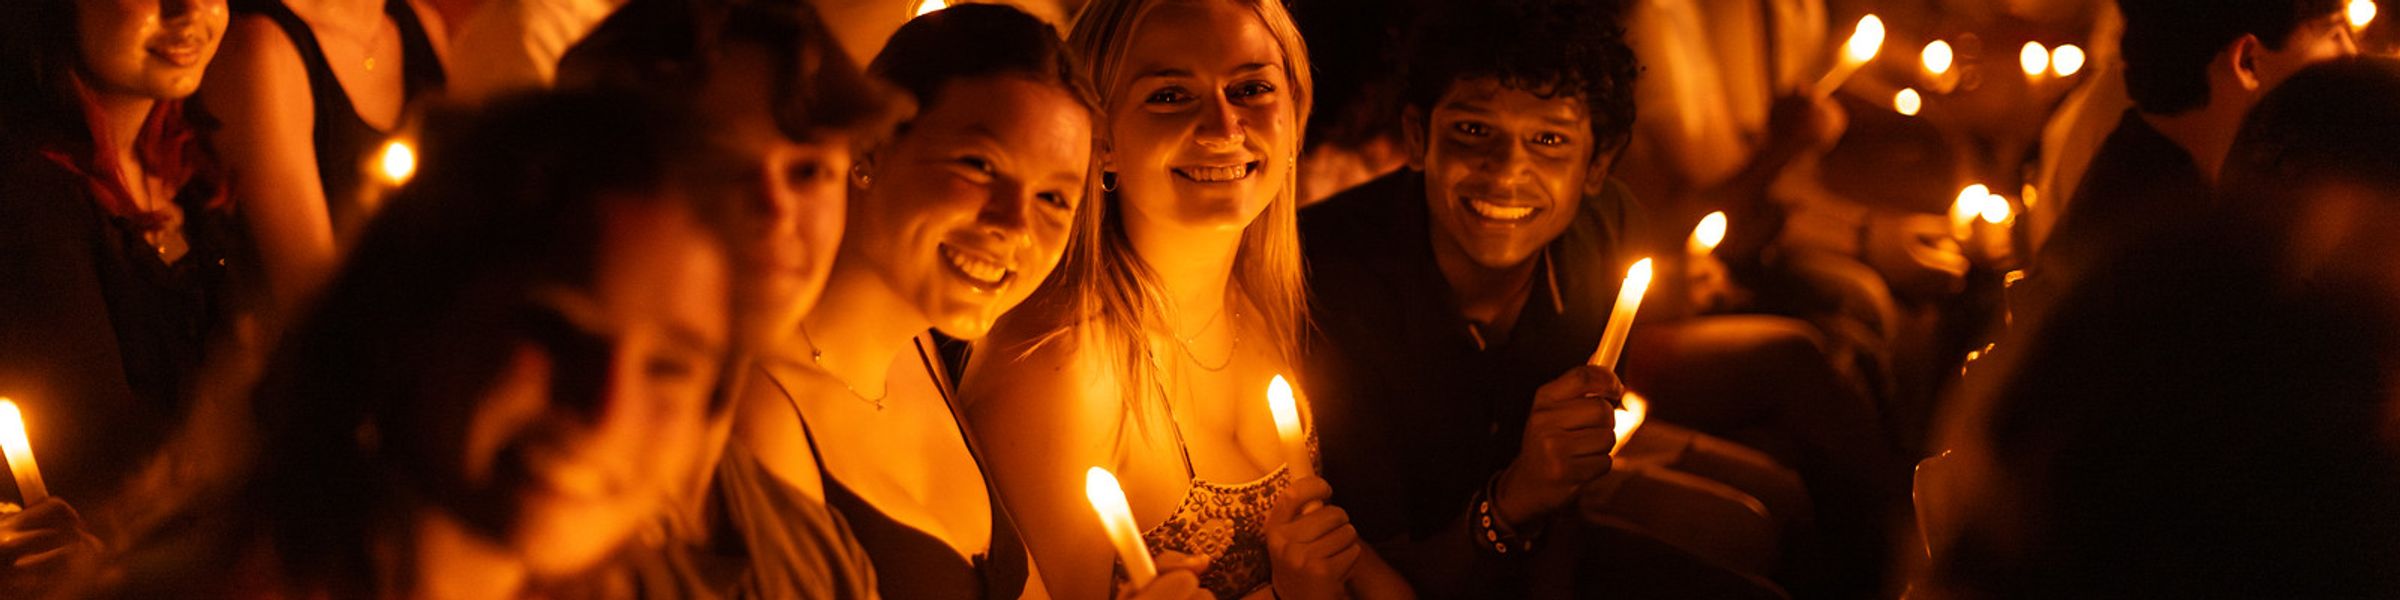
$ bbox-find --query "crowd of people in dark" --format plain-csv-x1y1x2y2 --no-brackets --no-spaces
1,0,2396,597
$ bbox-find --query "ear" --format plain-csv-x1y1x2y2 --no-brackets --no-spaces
1582,146,1621,197
2227,34,2267,93
1401,104,1429,171
851,148,881,191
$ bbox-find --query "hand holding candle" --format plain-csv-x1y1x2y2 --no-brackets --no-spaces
0,399,47,504
1812,14,1886,98
1589,258,1654,370
1265,375,1311,481
1086,467,1158,588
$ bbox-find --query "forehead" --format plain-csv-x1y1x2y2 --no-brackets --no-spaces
1432,77,1591,126
910,76,1094,167
590,198,731,341
1121,0,1283,82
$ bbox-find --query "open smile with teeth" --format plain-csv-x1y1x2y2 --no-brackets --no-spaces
1174,161,1259,183
939,244,1013,287
1466,198,1540,222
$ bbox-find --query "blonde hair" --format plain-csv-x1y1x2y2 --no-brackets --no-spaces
1017,0,1314,440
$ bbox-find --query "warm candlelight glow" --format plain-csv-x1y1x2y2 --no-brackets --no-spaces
1589,258,1654,369
1265,375,1312,480
377,139,417,185
2351,0,2378,29
914,0,946,16
1922,40,1954,75
1845,15,1887,63
1979,193,2012,224
2050,44,2086,77
2022,184,2041,208
2019,42,2049,77
1611,392,1650,455
1952,184,1990,233
1085,467,1158,587
1894,88,1923,116
0,399,47,504
1689,211,1727,255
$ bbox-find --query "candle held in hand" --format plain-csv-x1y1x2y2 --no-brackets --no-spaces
0,399,47,504
1265,375,1312,480
1086,467,1158,588
1589,258,1654,369
1688,211,1728,256
1812,14,1886,98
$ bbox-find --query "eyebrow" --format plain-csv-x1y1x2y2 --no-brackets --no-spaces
1129,62,1282,82
1434,100,1586,128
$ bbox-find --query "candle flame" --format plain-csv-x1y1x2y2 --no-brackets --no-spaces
1953,184,1990,231
1979,193,2012,224
1922,40,1954,75
1691,212,1728,252
1085,466,1156,584
0,398,44,504
2022,184,2041,208
377,139,417,184
2020,42,2049,77
1894,88,1923,116
1085,467,1133,531
914,0,946,17
1611,392,1649,454
1845,15,1887,63
1626,257,1655,289
2352,0,2378,29
2050,44,2086,77
1267,375,1301,440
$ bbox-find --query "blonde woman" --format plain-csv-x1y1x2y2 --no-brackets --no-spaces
963,0,1408,597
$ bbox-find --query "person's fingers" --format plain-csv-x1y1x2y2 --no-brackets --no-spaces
1533,365,1619,407
1545,403,1614,432
1152,550,1212,576
1124,570,1204,600
1277,503,1352,545
1271,476,1333,522
0,528,78,560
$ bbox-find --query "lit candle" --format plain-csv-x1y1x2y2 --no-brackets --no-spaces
1265,375,1311,481
1951,184,1990,241
1610,392,1650,455
1812,14,1886,98
1921,40,1954,76
0,399,47,504
2019,41,2050,79
376,139,417,185
1688,211,1727,256
2050,44,2086,77
1085,467,1157,588
1588,258,1654,369
914,0,946,16
1894,87,1923,116
2351,0,2377,30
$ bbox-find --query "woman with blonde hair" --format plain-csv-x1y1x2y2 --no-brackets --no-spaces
963,0,1408,597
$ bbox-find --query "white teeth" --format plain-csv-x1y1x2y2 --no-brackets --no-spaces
1176,162,1252,182
1468,199,1536,221
940,245,1009,285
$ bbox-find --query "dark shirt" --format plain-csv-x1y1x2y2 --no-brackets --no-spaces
2020,109,2211,319
1298,169,1642,578
224,0,445,240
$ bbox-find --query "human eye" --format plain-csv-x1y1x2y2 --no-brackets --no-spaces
1144,86,1195,106
1229,80,1277,101
1450,120,1493,137
1531,131,1573,147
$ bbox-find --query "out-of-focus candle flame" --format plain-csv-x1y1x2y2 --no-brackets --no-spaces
2050,44,2086,77
1265,375,1312,480
2022,184,2041,208
1590,258,1654,369
915,0,946,17
1979,193,2012,224
1845,15,1887,63
0,399,47,504
377,139,416,185
1611,392,1649,455
1895,88,1923,116
1922,40,1954,75
1085,467,1158,587
2351,0,2378,29
1689,211,1728,255
1952,184,1990,232
2020,42,2050,77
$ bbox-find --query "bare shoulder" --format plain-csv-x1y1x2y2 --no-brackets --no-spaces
404,0,453,67
731,360,826,502
202,15,312,122
211,15,307,82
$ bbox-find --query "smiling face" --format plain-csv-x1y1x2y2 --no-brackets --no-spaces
847,75,1093,339
693,44,854,340
1413,77,1609,271
436,197,733,575
76,0,226,99
1106,0,1297,234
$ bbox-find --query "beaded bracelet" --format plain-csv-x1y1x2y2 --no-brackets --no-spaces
1471,473,1538,556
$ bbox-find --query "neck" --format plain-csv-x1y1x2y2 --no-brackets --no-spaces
92,91,154,169
291,0,385,20
2142,101,2246,187
1431,240,1541,328
1126,215,1242,334
790,259,934,396
400,506,529,600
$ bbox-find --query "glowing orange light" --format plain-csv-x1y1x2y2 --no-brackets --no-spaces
1690,211,1728,254
914,0,946,17
0,399,46,504
1922,40,1954,75
2051,44,2086,77
1590,258,1653,369
1895,88,1923,116
1611,392,1650,454
377,139,416,185
1085,467,1157,586
2020,42,2049,77
1265,375,1311,480
2351,0,2378,29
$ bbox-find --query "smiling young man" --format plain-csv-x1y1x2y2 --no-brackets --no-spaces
1296,1,1795,596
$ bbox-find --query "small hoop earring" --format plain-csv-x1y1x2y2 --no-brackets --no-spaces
1101,171,1118,193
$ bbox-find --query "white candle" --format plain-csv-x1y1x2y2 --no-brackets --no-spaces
1265,375,1312,480
1611,392,1650,455
1589,258,1654,369
0,399,47,504
1688,211,1727,257
1812,14,1886,98
1085,467,1157,587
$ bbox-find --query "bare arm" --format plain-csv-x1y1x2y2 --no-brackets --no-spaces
961,332,1127,600
201,16,336,316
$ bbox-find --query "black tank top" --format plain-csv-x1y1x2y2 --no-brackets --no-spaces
228,0,444,238
777,335,1031,600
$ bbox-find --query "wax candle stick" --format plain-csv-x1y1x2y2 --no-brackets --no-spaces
1589,258,1654,369
0,399,47,504
1688,211,1727,257
1265,375,1312,480
1812,14,1886,98
1085,467,1158,587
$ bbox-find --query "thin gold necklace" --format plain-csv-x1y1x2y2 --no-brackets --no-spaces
798,323,888,410
1171,308,1237,372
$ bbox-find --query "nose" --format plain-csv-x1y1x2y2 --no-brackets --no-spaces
1477,137,1536,188
978,181,1035,249
160,0,208,22
1195,92,1246,151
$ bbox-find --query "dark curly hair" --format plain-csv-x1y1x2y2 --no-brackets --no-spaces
868,3,1100,132
1399,0,1639,159
2117,0,2344,115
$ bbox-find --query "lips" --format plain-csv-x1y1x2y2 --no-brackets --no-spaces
1174,161,1259,183
148,32,208,68
505,436,631,502
938,243,1012,288
1463,196,1543,223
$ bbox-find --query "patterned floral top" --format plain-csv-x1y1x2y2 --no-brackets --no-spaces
1138,465,1291,597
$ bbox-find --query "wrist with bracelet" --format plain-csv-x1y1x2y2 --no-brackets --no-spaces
1470,470,1540,556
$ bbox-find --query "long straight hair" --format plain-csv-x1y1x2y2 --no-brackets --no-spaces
1019,0,1314,440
